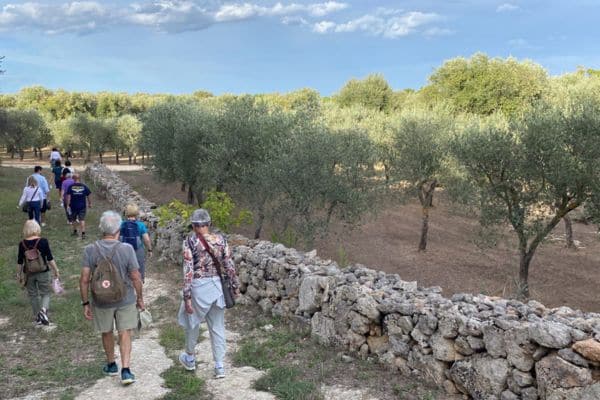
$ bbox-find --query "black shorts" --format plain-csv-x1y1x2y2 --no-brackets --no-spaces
41,199,48,213
71,208,86,221
55,180,62,189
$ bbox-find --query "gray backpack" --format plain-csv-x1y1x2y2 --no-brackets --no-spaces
91,243,126,305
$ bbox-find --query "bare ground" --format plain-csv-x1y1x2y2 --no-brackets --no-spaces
119,169,600,313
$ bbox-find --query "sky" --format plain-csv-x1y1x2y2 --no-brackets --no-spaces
0,0,599,95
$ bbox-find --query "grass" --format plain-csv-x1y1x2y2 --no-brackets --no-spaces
153,279,209,400
232,316,321,400
233,328,305,370
254,366,321,400
160,366,207,400
0,166,107,398
159,324,187,352
230,306,447,400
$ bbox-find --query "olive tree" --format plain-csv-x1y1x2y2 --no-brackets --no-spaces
0,109,46,159
335,74,394,111
142,100,218,204
267,124,378,243
388,108,452,251
116,114,143,164
451,96,600,299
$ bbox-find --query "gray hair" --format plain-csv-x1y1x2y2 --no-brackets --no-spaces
99,210,122,235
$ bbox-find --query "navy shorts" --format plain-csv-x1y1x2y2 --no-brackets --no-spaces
71,208,86,221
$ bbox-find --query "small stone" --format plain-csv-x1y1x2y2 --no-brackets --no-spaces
535,354,592,398
572,339,600,362
558,348,589,368
500,390,519,400
529,321,572,348
443,379,459,394
521,386,539,400
512,370,534,387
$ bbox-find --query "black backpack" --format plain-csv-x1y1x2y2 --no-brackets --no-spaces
121,220,140,250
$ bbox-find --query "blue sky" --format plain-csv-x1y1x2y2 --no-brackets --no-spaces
1,0,599,95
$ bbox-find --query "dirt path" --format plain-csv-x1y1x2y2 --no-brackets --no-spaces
74,275,173,400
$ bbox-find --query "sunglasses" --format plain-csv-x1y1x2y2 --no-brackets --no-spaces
192,222,210,228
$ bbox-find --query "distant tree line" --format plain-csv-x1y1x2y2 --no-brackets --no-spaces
2,53,600,299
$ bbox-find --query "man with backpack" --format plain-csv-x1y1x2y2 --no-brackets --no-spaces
79,211,144,386
120,203,152,282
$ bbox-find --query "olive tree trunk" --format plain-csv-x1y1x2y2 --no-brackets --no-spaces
564,215,575,249
417,179,437,252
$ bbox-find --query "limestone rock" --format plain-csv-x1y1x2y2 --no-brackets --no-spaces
572,339,600,362
431,333,460,362
354,296,380,321
407,350,448,386
311,312,336,345
500,390,519,400
512,369,534,387
483,324,506,358
558,348,589,368
535,354,592,399
449,355,509,398
366,335,389,355
298,276,332,314
529,321,572,348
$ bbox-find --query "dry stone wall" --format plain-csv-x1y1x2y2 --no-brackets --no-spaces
86,163,600,400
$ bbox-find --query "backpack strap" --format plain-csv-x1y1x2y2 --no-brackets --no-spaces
28,186,39,202
94,241,120,263
22,238,41,251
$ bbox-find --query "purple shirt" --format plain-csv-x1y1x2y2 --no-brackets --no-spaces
61,178,74,201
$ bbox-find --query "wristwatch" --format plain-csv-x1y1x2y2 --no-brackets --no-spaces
81,300,90,306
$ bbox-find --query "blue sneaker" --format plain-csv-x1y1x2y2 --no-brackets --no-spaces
214,366,225,379
121,368,136,385
179,352,196,371
102,362,119,376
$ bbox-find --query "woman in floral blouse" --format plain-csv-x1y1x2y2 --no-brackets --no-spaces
177,209,239,378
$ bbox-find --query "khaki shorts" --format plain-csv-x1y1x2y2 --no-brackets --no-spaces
93,303,138,333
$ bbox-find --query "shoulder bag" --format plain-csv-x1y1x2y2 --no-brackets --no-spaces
197,234,236,309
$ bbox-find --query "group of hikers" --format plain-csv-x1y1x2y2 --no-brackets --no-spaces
15,148,240,386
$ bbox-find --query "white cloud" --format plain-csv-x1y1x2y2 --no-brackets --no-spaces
496,3,519,12
213,1,348,22
0,1,349,34
0,1,446,39
0,1,110,34
281,15,308,26
313,10,443,39
127,1,214,32
312,20,335,33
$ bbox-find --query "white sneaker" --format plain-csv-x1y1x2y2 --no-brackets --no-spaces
41,223,46,227
214,366,225,379
179,353,196,371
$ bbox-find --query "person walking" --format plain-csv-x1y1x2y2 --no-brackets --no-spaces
120,203,152,282
17,220,60,326
18,176,43,224
65,174,92,239
31,166,51,227
61,171,75,219
79,211,144,385
52,160,64,196
49,148,62,168
177,209,239,378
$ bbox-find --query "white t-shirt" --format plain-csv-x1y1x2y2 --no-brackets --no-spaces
50,151,61,161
